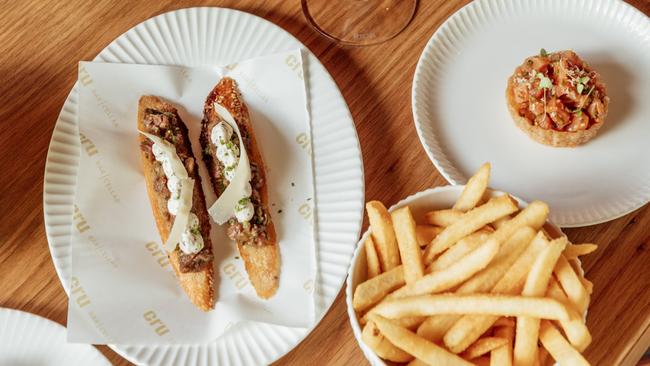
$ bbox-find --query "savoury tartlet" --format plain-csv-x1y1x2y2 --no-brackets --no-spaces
506,49,609,147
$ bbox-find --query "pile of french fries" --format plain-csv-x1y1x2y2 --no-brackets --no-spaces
353,163,597,366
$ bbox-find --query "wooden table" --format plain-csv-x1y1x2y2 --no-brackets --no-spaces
2,0,649,365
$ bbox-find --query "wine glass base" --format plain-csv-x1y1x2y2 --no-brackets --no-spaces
302,0,417,46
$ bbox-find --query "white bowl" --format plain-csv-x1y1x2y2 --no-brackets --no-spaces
345,185,563,365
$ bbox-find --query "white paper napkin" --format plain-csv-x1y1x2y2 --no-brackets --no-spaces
68,50,316,344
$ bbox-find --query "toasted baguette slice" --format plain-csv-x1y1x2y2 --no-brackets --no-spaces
138,96,215,311
200,78,280,299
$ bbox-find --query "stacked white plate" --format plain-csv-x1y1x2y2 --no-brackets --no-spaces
0,308,110,366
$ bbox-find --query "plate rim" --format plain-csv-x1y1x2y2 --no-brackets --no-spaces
0,307,111,365
410,0,650,228
43,6,365,365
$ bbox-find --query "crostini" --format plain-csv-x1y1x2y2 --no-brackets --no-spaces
200,78,280,299
138,95,215,311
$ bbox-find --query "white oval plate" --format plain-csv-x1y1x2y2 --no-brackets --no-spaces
0,308,110,366
412,0,650,227
43,7,364,366
345,186,568,365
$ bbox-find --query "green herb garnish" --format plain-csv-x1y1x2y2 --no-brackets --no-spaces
573,108,582,116
190,226,200,236
540,48,548,57
238,197,250,206
536,72,552,90
575,76,590,94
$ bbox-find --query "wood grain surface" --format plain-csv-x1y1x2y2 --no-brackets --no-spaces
1,0,649,365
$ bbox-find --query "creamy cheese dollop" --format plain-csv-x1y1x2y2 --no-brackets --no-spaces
166,175,181,197
216,143,239,168
224,166,236,182
180,213,204,254
151,141,203,254
167,199,181,216
234,198,255,223
211,122,233,145
210,121,254,224
153,148,183,215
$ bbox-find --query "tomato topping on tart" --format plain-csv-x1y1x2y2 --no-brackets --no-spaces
506,49,609,147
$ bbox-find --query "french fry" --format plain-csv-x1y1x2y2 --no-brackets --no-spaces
406,359,428,366
424,209,463,227
488,201,549,246
514,238,566,366
454,162,491,212
493,317,515,328
353,265,404,312
367,201,401,271
416,227,536,343
474,356,491,366
462,337,508,359
427,231,489,272
416,225,443,247
423,195,519,263
539,321,590,366
357,170,594,366
554,255,590,314
390,238,499,299
393,316,427,330
491,324,514,366
444,231,549,353
537,346,550,366
392,207,425,283
563,243,598,259
492,215,511,229
546,278,592,351
568,260,593,305
580,277,594,295
361,320,414,362
371,315,474,366
458,227,536,293
523,237,567,294
362,238,501,324
417,315,460,342
364,236,381,279
371,294,570,321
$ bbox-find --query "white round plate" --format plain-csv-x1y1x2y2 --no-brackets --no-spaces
43,7,364,366
412,0,650,227
0,308,110,366
345,186,568,365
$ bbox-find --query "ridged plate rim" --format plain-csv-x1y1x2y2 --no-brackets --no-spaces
0,308,111,366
